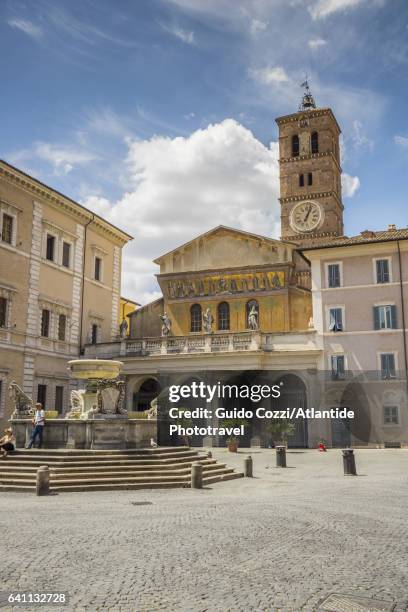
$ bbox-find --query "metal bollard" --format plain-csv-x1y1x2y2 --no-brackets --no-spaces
342,449,357,476
244,455,253,477
191,462,203,489
275,445,287,468
36,465,50,496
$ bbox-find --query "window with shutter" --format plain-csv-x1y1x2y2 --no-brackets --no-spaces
374,305,397,330
380,354,396,379
329,308,343,331
331,355,345,379
0,297,7,327
328,264,341,288
376,259,390,283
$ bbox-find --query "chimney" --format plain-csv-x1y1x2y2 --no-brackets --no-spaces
388,224,397,231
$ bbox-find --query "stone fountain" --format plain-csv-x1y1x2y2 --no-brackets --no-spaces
67,359,126,420
9,359,157,450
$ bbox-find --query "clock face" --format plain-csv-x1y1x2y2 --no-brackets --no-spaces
290,201,322,233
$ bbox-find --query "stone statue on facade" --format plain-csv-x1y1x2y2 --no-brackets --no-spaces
146,397,158,420
248,304,259,331
203,308,214,334
159,312,172,336
119,318,128,339
8,381,34,418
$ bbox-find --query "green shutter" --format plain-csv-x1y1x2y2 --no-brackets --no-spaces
373,306,380,330
391,305,397,329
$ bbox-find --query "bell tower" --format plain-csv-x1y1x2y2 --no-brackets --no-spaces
275,82,343,244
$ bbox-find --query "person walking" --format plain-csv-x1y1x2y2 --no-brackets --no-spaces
27,403,46,449
0,428,16,458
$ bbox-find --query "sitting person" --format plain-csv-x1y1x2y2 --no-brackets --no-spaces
0,428,16,458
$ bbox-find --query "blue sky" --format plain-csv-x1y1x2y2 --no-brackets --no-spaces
1,0,407,301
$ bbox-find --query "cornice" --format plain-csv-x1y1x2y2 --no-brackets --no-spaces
275,108,341,133
280,190,344,210
278,150,342,173
0,161,132,246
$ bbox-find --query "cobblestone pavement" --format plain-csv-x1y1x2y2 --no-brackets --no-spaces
1,449,408,612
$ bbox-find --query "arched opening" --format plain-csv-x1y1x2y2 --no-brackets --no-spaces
272,374,308,447
190,303,202,332
132,378,161,412
292,134,299,157
311,131,319,154
340,381,372,446
217,302,230,331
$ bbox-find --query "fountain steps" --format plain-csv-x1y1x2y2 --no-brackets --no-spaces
0,447,243,492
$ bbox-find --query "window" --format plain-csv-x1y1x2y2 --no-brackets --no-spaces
37,384,47,409
41,309,50,337
55,386,64,413
0,297,7,328
217,302,230,331
94,256,102,281
311,131,319,154
329,308,343,332
1,214,13,244
383,405,399,425
91,323,98,344
308,172,313,186
62,242,71,268
58,314,67,341
374,305,397,330
190,304,202,332
46,234,55,261
331,355,345,380
292,134,299,157
380,354,396,379
376,259,390,284
299,174,304,187
328,263,341,288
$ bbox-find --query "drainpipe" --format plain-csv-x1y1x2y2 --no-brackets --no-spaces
79,214,95,355
397,241,408,393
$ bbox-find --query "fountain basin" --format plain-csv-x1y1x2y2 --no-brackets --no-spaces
68,359,123,380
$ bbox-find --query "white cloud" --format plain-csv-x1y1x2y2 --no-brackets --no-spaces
308,38,327,49
161,23,195,44
351,120,374,150
9,142,98,175
83,107,132,139
342,173,360,197
7,19,43,39
309,0,364,19
83,120,281,302
394,135,408,148
249,66,289,84
250,19,268,34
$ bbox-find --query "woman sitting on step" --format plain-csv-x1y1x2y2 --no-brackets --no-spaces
0,428,16,459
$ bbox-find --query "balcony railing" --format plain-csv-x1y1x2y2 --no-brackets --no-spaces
84,330,319,359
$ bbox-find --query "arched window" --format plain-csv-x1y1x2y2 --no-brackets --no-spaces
217,302,230,331
246,299,259,330
311,131,319,154
292,134,299,157
190,304,202,332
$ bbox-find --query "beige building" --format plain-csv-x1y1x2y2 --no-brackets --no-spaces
302,228,408,447
0,160,132,424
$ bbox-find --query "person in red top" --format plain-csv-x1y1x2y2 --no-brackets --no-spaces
26,403,46,449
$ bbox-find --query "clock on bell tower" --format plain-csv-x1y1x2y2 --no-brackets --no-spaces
275,81,344,244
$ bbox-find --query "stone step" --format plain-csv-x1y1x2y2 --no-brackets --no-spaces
0,459,218,474
52,482,188,492
13,447,190,456
10,449,200,462
0,456,206,468
0,463,227,481
0,468,235,487
203,472,244,484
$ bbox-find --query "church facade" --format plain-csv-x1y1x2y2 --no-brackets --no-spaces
84,87,408,449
